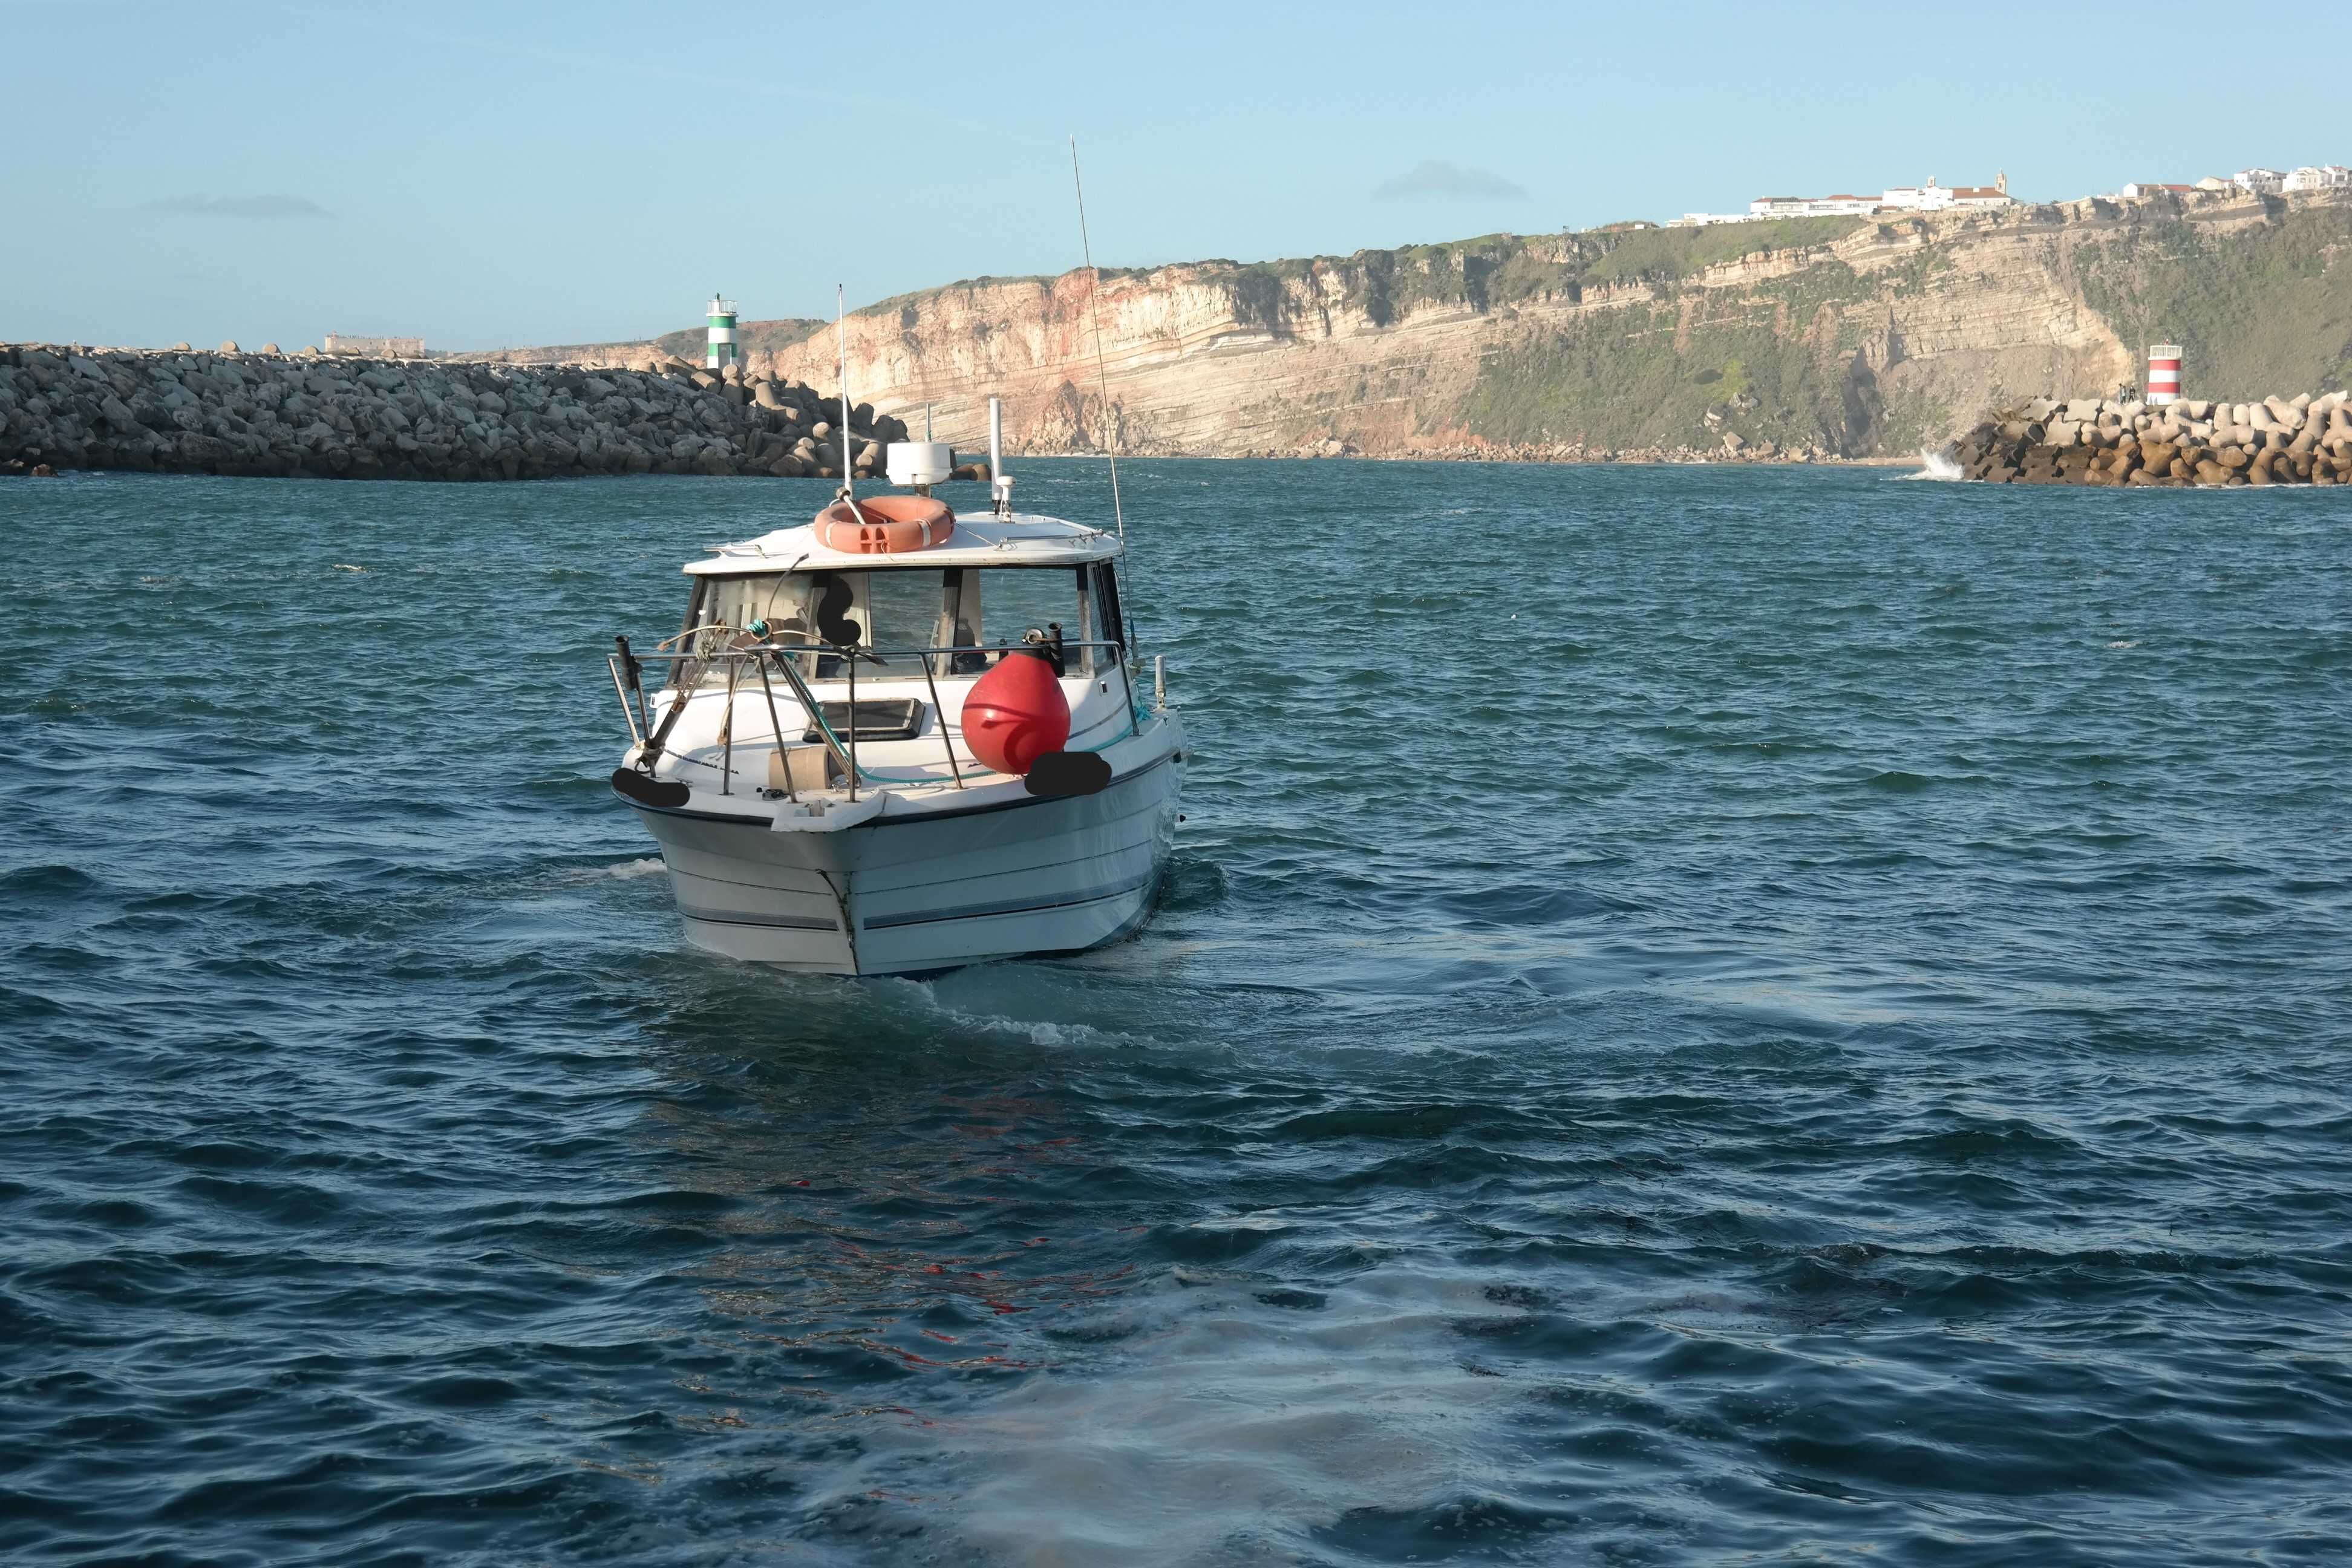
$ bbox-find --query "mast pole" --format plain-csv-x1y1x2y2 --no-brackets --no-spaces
1070,136,1125,547
837,284,852,497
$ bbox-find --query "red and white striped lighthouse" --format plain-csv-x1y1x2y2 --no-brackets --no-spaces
2146,343,2183,405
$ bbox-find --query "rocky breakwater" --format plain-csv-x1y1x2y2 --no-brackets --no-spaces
0,343,913,481
1945,390,2352,487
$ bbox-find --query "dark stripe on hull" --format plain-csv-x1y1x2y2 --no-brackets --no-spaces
860,868,1159,931
829,869,1168,979
675,903,840,932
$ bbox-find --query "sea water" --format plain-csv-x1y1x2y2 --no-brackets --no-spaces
2,462,2348,1565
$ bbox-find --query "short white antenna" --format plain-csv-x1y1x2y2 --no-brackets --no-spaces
1070,136,1125,546
988,395,1011,518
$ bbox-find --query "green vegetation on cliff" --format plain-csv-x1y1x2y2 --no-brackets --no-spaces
2073,204,2352,402
1211,217,1872,334
1458,257,1892,455
1553,217,1869,288
1454,200,2352,455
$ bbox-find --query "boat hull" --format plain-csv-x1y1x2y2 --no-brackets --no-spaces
624,741,1182,975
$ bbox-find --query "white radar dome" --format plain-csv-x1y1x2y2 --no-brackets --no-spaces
885,442,953,488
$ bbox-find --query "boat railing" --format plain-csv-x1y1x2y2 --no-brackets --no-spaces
606,635,1135,804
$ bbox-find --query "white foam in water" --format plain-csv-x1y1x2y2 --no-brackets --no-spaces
599,857,665,879
331,563,368,572
1903,448,1965,481
906,1270,1534,1567
879,970,1134,1051
942,1001,1109,1051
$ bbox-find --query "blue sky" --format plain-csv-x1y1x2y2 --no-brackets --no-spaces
5,0,2343,352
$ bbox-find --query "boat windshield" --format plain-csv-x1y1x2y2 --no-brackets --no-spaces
685,566,1118,682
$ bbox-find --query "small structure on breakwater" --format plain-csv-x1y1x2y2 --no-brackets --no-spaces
705,295,739,372
0,342,926,482
1944,390,2352,486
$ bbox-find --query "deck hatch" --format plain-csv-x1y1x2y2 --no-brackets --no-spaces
800,699,928,743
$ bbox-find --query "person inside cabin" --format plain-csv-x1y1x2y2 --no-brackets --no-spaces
804,573,864,677
811,574,862,647
941,567,987,675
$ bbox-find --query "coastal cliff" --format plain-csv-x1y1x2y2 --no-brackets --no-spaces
10,190,2349,480
711,188,2347,462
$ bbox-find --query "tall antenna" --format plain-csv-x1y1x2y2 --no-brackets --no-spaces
835,284,852,498
1070,136,1125,546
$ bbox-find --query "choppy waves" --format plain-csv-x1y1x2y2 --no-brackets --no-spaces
2,465,2349,1566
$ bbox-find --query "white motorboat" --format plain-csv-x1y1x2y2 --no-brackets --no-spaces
601,410,1183,975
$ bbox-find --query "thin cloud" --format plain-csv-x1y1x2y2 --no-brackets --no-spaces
148,194,332,220
1375,160,1526,200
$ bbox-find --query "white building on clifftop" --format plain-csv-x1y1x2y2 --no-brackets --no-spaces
1668,171,2012,227
1748,193,1880,218
2284,165,2351,192
1881,174,2013,212
1949,179,2014,208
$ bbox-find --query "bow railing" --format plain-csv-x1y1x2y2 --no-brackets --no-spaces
607,634,1138,804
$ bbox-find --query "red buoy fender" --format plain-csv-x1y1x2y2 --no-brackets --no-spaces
961,648,1071,775
813,494,955,554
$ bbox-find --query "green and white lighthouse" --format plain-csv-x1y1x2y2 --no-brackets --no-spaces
705,293,738,370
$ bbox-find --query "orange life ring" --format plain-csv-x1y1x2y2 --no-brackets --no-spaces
813,494,956,555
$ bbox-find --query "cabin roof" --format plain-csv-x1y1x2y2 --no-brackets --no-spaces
685,507,1122,576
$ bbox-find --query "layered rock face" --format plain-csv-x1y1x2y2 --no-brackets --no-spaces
742,189,2349,462
0,347,909,481
1949,391,2352,485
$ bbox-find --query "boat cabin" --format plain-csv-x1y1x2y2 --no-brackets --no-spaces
632,509,1143,796
681,514,1128,684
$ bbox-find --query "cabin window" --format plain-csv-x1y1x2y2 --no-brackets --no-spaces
696,573,796,639
967,567,1098,675
863,570,942,663
1092,563,1127,660
684,567,1111,682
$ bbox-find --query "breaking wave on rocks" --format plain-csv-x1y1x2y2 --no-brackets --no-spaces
1904,446,1965,480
